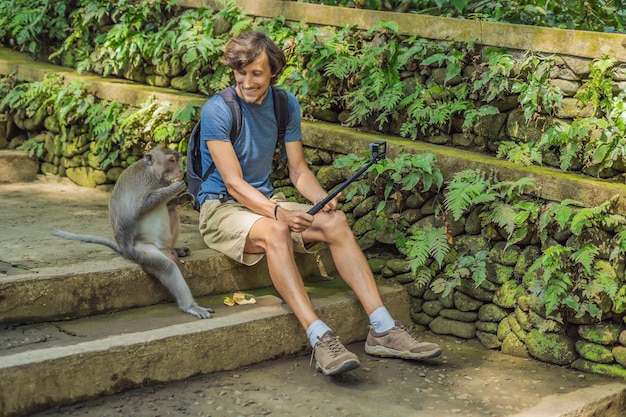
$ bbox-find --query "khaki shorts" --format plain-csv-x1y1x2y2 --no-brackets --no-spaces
198,193,324,266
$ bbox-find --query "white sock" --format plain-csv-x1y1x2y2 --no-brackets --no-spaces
369,306,395,333
306,319,332,348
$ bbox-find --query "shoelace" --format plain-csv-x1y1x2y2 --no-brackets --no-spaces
323,335,346,357
309,335,346,367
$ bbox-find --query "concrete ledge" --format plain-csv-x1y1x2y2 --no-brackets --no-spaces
509,382,626,417
0,248,333,324
0,48,206,110
0,282,409,417
0,150,38,183
301,121,626,215
180,0,626,62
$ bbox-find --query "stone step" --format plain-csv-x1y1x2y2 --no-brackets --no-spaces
0,280,410,417
0,246,333,324
0,150,38,183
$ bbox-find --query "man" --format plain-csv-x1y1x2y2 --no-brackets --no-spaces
198,30,442,376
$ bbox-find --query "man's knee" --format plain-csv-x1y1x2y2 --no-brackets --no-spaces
264,221,293,249
317,210,353,240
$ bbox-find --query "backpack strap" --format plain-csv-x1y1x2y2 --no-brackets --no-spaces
200,87,241,181
217,86,242,143
272,87,289,162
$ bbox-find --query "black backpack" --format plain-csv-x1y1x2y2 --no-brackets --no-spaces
186,86,289,211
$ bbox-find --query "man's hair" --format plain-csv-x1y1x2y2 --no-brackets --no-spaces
222,31,287,85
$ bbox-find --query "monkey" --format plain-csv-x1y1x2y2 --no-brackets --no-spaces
53,145,213,319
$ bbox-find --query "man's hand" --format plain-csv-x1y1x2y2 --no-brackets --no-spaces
275,206,314,233
314,192,341,212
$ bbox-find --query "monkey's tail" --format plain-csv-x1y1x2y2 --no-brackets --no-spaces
52,229,120,253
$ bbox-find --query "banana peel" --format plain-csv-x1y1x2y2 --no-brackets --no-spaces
224,292,256,307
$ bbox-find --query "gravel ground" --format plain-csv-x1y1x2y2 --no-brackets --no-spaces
27,336,616,417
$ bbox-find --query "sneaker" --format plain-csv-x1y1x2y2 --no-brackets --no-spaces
312,331,360,376
365,321,442,360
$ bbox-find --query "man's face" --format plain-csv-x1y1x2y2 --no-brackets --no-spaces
234,51,275,105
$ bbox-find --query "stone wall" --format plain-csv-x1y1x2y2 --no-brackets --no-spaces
285,150,626,379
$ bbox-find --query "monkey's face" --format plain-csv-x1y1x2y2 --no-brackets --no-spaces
163,155,184,184
145,147,184,186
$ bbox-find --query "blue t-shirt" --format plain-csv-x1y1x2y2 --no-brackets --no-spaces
198,86,302,206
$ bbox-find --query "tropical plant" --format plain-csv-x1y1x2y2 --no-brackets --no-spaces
0,0,71,55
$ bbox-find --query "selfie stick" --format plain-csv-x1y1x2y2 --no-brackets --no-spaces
307,141,387,215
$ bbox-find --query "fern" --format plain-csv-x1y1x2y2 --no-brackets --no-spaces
569,197,614,235
406,227,450,271
483,202,517,236
432,250,488,297
496,141,543,166
570,245,598,275
413,266,435,290
576,56,618,113
444,169,494,220
609,226,626,261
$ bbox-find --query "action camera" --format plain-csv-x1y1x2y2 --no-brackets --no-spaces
369,141,386,160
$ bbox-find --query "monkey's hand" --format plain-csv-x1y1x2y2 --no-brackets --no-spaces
185,304,214,319
169,179,187,194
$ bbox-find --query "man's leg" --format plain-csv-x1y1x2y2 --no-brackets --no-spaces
302,210,385,314
245,216,360,375
303,210,443,360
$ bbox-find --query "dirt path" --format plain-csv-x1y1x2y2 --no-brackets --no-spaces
27,336,619,417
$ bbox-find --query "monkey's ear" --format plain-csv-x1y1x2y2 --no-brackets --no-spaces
144,154,154,166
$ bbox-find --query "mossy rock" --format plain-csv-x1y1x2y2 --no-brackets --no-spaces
428,316,476,339
478,303,509,323
386,258,411,274
501,332,529,358
497,314,513,341
454,291,484,312
575,340,614,364
353,196,378,218
493,280,524,309
526,329,578,366
367,257,386,274
66,167,108,188
477,331,502,349
514,307,533,332
476,320,498,333
578,323,622,345
422,300,444,317
353,210,376,236
489,241,522,266
528,310,561,333
613,346,626,367
571,359,626,378
439,308,478,323
412,312,434,326
458,279,495,302
394,272,415,284
485,262,514,285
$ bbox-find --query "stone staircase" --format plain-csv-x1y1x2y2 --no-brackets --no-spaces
0,206,410,417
